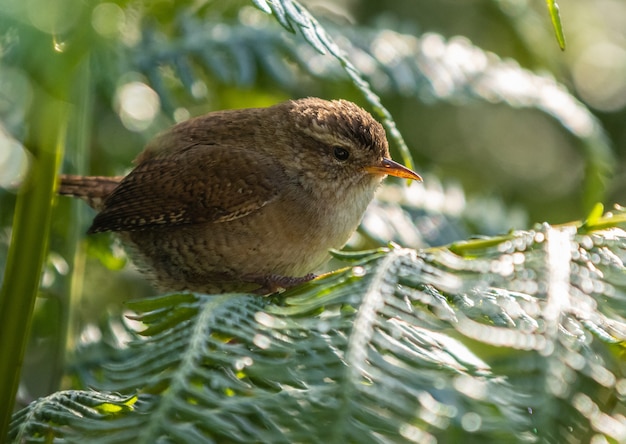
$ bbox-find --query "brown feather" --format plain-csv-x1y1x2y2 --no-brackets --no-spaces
57,98,421,294
58,175,123,210
88,145,284,233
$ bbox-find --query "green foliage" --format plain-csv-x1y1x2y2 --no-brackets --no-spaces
10,211,626,442
0,98,67,433
545,0,566,50
131,6,611,206
2,0,626,442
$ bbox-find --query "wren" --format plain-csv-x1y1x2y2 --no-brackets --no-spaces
59,98,422,294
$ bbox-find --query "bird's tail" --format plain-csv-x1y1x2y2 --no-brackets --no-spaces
58,174,123,210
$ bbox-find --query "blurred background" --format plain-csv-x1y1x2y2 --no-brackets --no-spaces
0,0,625,407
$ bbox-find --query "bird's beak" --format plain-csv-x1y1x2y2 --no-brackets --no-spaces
365,158,422,181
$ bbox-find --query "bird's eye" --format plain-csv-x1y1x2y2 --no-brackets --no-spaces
333,146,350,161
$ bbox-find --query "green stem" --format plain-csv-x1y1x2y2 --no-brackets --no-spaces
50,58,93,392
0,94,66,438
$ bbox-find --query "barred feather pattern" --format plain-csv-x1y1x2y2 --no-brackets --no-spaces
58,175,123,211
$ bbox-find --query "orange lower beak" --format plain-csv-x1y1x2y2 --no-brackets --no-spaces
365,158,422,181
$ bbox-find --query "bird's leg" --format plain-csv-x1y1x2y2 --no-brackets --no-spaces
252,273,318,294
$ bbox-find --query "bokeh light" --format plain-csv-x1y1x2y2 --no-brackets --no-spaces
573,42,626,112
0,130,30,190
91,2,126,39
26,0,81,36
114,81,161,132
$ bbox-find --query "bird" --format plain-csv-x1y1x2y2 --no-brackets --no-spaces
59,97,422,294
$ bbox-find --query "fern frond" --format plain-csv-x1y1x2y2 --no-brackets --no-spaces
9,391,138,443
128,10,612,206
11,209,626,443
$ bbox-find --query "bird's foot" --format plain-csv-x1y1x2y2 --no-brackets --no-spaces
253,273,317,294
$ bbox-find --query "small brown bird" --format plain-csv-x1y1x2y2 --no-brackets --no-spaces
59,98,421,294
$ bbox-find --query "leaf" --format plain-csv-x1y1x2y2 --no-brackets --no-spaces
129,16,613,210
545,0,566,50
584,202,605,227
8,391,138,443
11,208,626,442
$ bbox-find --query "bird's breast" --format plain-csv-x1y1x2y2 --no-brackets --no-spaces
124,175,380,291
269,177,380,270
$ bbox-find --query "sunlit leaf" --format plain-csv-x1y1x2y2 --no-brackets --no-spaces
546,0,566,50
11,209,626,442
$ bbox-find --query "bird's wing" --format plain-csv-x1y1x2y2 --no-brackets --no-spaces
88,144,284,233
